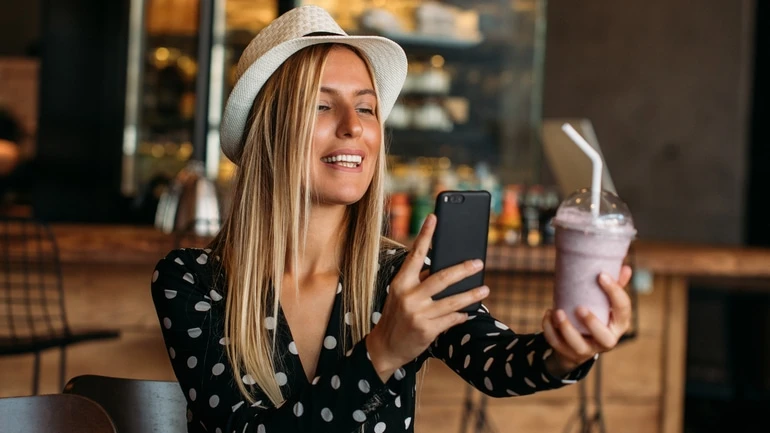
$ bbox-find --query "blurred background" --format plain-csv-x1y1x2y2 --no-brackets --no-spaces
0,1,768,432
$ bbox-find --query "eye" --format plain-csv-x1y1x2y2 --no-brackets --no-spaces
356,107,375,115
317,104,331,112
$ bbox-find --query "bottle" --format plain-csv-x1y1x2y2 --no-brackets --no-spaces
522,185,544,247
540,187,560,245
496,185,522,245
387,192,411,241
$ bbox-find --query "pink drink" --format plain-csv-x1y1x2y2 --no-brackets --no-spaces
552,190,636,335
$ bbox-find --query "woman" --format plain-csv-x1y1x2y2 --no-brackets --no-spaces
151,6,633,433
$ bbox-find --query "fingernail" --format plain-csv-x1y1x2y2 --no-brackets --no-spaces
576,307,590,318
472,259,483,269
599,273,612,285
555,309,567,323
478,286,489,296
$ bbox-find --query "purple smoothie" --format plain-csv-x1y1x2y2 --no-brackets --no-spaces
552,190,636,335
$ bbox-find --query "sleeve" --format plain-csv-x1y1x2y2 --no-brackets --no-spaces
426,303,596,397
152,249,405,433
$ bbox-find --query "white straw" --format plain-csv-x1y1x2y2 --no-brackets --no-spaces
561,123,602,219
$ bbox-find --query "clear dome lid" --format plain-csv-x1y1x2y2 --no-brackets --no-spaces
553,188,636,237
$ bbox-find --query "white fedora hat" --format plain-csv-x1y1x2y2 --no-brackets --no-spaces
220,5,408,164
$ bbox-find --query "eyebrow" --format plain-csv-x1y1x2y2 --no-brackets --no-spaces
319,86,376,98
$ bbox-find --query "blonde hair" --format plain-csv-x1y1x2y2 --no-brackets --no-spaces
212,44,388,406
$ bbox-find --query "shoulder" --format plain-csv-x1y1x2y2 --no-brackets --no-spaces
152,248,222,291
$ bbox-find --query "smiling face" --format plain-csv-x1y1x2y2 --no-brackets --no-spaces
309,46,382,206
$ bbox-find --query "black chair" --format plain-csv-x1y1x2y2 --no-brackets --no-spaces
0,393,117,433
63,374,187,433
0,216,120,394
458,243,640,433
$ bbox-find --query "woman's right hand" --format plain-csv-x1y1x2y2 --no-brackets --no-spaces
366,213,490,382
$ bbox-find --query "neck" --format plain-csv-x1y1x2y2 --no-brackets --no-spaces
284,203,349,280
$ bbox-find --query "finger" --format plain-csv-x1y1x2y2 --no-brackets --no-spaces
432,311,468,335
421,259,483,298
618,265,633,287
598,273,632,329
574,307,617,351
400,214,436,278
427,285,489,318
419,269,430,282
542,310,579,360
553,309,595,359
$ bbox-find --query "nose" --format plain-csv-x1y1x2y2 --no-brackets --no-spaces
336,105,363,139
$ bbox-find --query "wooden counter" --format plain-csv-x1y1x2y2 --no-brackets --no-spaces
4,224,769,433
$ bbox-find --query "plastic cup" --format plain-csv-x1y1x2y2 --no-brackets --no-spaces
552,188,636,335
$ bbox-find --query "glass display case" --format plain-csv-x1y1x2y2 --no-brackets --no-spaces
121,0,548,230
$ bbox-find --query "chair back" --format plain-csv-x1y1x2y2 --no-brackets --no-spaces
64,375,187,433
0,216,70,353
0,393,117,433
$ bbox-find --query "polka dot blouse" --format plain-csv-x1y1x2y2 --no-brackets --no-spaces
151,247,594,433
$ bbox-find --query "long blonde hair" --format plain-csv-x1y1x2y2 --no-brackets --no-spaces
212,43,388,406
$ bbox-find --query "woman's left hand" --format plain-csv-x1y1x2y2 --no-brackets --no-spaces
542,265,633,377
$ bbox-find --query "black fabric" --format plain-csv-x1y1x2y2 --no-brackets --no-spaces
151,247,594,433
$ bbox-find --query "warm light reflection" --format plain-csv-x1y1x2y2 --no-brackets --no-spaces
154,47,170,62
430,55,445,68
178,142,194,160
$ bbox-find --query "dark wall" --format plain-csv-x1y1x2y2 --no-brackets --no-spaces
543,0,755,244
0,0,41,56
747,0,769,247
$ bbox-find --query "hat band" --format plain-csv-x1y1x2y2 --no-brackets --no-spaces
304,31,345,37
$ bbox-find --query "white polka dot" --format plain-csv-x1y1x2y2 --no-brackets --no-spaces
331,375,341,389
189,388,197,401
194,301,211,312
186,409,192,422
372,312,382,324
312,376,320,385
527,338,536,346
484,358,494,371
541,372,550,383
321,408,333,422
505,363,513,378
461,334,471,345
506,338,519,350
183,273,195,284
506,353,513,362
188,328,203,338
344,312,352,325
168,347,176,359
232,401,244,412
257,425,265,433
464,355,471,369
405,417,412,429
163,318,172,329
288,341,298,355
467,315,477,320
448,345,454,358
486,332,500,337
386,248,396,255
506,389,519,396
336,282,342,294
152,270,159,282
196,254,208,264
352,410,366,422
395,395,401,407
394,368,405,380
209,395,219,408
527,351,535,366
264,317,276,330
386,285,390,294
494,320,508,330
275,372,288,386
483,344,496,353
187,356,197,368
423,256,431,265
358,379,371,393
484,377,493,391
174,257,184,266
324,336,337,349
209,290,223,302
525,377,537,388
374,422,387,433
216,428,222,433
293,402,304,417
219,337,229,345
241,374,257,385
346,348,353,357
164,289,177,299
212,363,225,376
543,348,553,360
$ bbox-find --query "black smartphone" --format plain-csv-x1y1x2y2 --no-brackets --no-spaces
429,190,491,313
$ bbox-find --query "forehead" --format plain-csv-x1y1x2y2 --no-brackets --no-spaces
321,46,374,89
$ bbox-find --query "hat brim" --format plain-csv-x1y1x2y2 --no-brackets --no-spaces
220,35,407,164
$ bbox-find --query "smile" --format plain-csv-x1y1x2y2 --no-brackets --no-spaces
320,154,363,168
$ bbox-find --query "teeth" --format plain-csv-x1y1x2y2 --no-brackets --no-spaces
321,154,363,165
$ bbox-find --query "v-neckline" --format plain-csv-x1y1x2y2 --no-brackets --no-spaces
277,278,344,385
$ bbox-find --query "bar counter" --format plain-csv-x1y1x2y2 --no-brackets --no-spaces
5,224,770,433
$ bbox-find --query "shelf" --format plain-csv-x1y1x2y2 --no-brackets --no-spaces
369,30,483,49
386,127,495,162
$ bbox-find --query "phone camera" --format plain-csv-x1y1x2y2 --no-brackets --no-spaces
449,195,465,204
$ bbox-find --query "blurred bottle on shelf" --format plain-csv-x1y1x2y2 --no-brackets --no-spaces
522,185,543,247
497,184,523,245
387,192,411,241
540,187,560,245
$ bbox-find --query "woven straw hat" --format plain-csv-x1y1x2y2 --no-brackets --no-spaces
219,5,408,164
